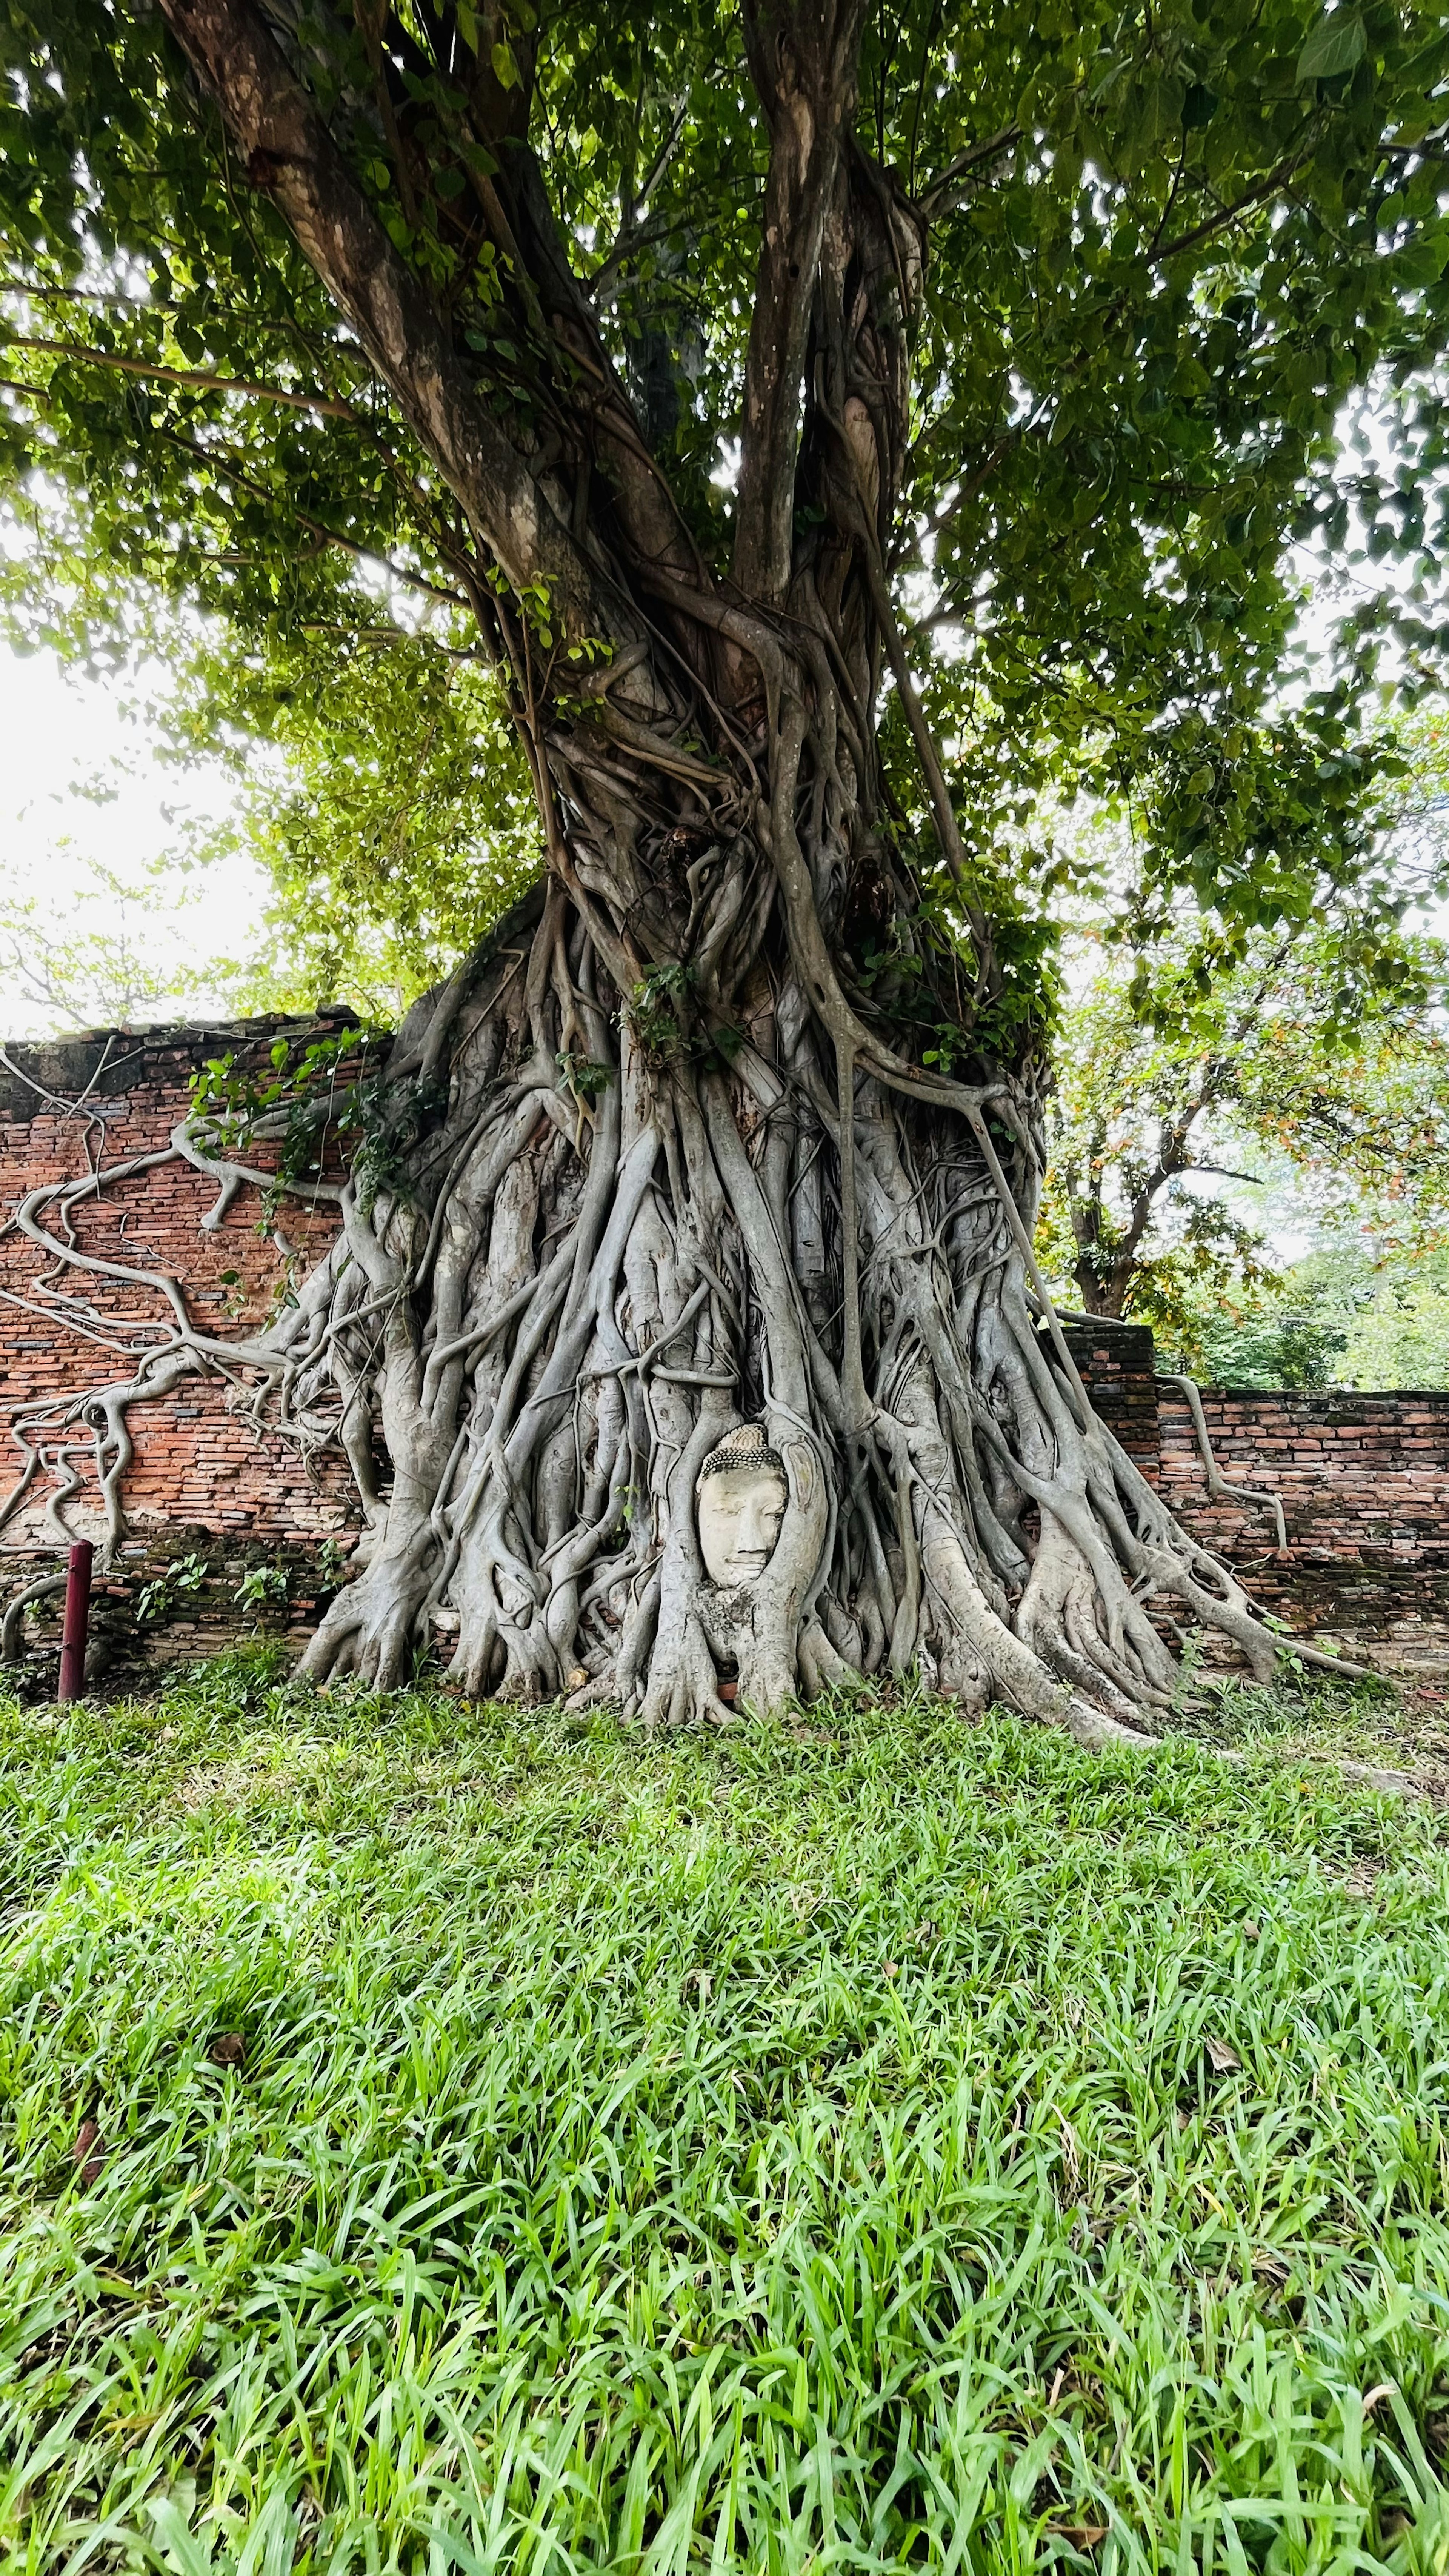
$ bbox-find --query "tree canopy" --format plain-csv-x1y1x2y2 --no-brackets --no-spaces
5,0,1449,1010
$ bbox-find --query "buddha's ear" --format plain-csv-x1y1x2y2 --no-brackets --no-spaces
784,1442,818,1514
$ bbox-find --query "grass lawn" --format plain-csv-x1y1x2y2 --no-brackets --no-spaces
3,1657,1449,2573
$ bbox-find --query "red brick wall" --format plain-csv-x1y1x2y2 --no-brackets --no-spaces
1059,1321,1160,1467
1064,1320,1449,1663
1156,1386,1449,1652
1156,1386,1449,1566
0,1021,364,1638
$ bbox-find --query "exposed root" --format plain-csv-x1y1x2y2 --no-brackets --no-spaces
1161,1372,1289,1555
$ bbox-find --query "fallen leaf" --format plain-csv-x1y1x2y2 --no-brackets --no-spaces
883,1961,900,1978
208,2032,247,2070
1363,2382,1396,2416
568,1667,588,1690
1251,2249,1289,2287
685,1969,712,2003
72,2118,106,2184
1204,2034,1241,2075
1242,1919,1260,1941
106,2407,164,2435
1049,2524,1109,2549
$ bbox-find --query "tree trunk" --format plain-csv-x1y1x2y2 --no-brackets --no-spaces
273,763,1286,1737
1072,1263,1131,1322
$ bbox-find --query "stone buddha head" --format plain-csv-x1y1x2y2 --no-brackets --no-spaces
695,1423,788,1587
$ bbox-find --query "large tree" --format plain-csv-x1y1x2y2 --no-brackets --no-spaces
4,0,1449,1733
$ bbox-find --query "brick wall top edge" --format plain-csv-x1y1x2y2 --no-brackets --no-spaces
1158,1389,1449,1416
0,1010,389,1123
1059,1322,1158,1360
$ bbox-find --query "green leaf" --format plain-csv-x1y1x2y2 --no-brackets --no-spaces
1393,232,1449,288
492,39,521,89
1136,75,1183,146
1296,12,1366,83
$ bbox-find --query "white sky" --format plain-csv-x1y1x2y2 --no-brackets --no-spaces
0,641,265,1035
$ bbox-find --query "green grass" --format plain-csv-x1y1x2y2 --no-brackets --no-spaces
3,1656,1449,2573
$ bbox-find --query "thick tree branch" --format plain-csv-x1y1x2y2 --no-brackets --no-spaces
915,123,1020,222
733,0,869,603
155,0,613,644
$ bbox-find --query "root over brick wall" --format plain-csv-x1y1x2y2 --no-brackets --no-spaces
0,1017,367,1681
3,1027,1449,1684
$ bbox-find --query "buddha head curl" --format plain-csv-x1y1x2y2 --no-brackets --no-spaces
695,1423,788,1588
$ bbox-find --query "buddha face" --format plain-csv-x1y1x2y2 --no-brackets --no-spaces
697,1429,788,1587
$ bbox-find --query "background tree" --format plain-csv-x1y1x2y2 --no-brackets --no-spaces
0,852,208,1031
1281,1234,1449,1386
1039,919,1449,1358
5,0,1449,1733
0,485,546,1023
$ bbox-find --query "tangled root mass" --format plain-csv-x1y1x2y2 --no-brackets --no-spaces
1,857,1321,1747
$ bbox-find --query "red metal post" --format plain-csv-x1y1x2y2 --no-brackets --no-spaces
57,1541,94,1703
